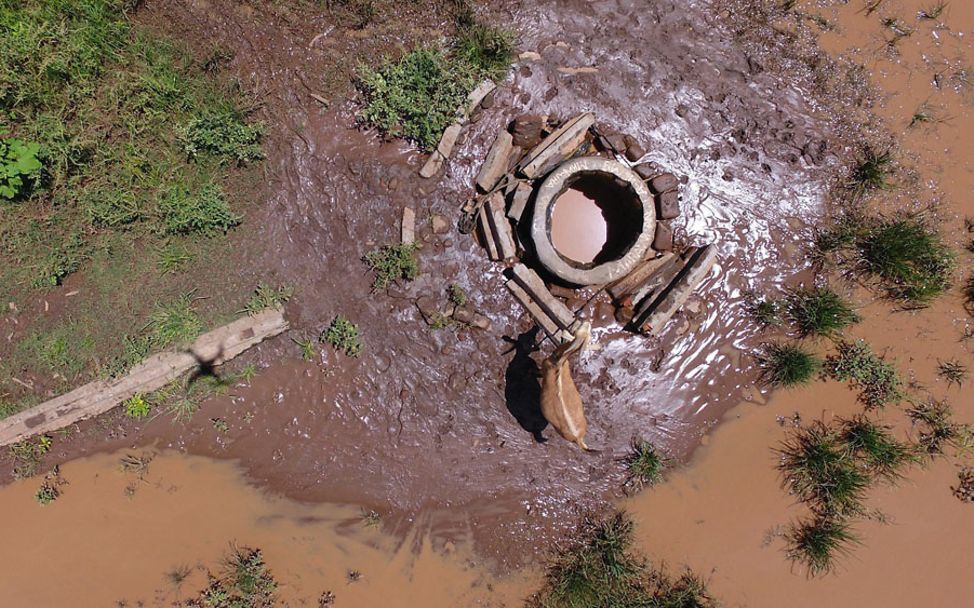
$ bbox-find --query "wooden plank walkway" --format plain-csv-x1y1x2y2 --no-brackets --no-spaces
0,308,289,447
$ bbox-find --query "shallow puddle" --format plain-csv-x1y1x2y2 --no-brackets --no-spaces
551,186,609,263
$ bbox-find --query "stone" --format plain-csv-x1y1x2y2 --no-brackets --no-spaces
512,114,545,149
510,264,577,330
470,313,492,330
436,123,463,159
476,130,516,192
638,245,718,334
477,203,499,260
649,172,679,194
519,112,596,178
463,80,497,120
652,221,674,251
548,284,576,299
624,137,646,162
401,207,416,245
604,132,627,153
519,51,541,61
419,151,445,178
614,305,635,325
656,190,680,220
452,306,475,325
634,163,660,180
608,253,673,301
431,214,450,234
487,193,517,260
506,181,533,223
505,278,562,339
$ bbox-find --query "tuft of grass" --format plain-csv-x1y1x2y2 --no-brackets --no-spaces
35,468,64,505
621,439,669,493
240,283,292,315
454,23,515,80
178,110,264,164
9,435,52,479
845,147,894,197
148,292,202,348
785,515,861,577
18,321,95,379
361,508,381,528
778,421,870,517
167,397,199,423
159,182,241,236
529,511,715,608
908,101,948,128
857,218,954,305
758,343,822,387
447,282,468,307
837,415,914,481
123,394,151,419
103,334,153,379
750,297,783,326
321,315,362,357
195,546,277,608
292,337,317,362
166,564,193,587
907,399,967,456
825,340,904,409
785,287,860,337
157,242,194,274
364,242,419,290
937,358,968,388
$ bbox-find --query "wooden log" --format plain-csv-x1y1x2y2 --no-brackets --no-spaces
463,80,497,119
505,279,562,340
636,245,718,334
487,194,517,260
507,181,533,223
518,112,595,178
0,308,289,447
510,264,576,330
607,253,672,301
419,122,463,179
401,207,416,245
631,251,692,310
476,130,516,192
477,203,499,260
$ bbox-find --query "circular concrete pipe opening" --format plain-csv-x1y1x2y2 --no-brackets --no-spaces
530,157,655,286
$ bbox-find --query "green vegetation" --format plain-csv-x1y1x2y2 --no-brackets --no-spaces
123,394,151,419
157,241,194,274
0,136,42,199
159,182,240,236
529,511,715,608
447,283,468,307
785,287,860,337
34,468,63,505
845,147,894,197
454,23,515,80
194,546,277,608
786,515,860,577
621,439,669,493
750,297,783,326
8,435,52,479
18,321,95,379
937,358,968,388
364,242,419,290
240,283,292,315
907,399,971,456
757,343,822,387
825,340,904,408
178,110,264,164
838,415,914,481
292,337,317,362
148,292,203,348
321,315,362,357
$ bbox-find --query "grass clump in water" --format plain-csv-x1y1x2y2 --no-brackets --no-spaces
321,315,362,357
749,297,783,326
621,439,669,493
785,287,860,337
825,340,904,409
837,415,914,481
786,515,860,577
529,511,715,608
936,358,968,388
757,342,822,387
195,546,278,608
845,147,895,197
364,242,419,290
907,399,971,456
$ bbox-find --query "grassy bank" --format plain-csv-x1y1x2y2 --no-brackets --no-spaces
0,0,263,416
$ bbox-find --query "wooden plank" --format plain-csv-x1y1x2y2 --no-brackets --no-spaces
510,264,576,330
476,130,515,192
0,308,289,447
487,194,517,260
478,203,499,260
607,253,671,301
401,207,416,245
518,112,595,179
636,245,718,334
631,250,693,310
507,181,533,223
505,279,561,340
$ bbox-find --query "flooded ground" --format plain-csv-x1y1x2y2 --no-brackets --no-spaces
2,0,973,603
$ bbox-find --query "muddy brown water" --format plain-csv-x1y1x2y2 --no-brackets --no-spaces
5,0,963,587
550,187,609,264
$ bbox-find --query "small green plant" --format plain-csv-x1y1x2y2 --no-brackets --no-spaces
621,439,669,493
907,399,966,455
157,242,194,274
10,435,52,479
845,147,894,197
857,218,954,305
124,394,151,419
357,48,479,150
35,471,63,505
167,397,199,423
195,546,277,608
292,337,317,361
908,101,948,128
758,343,822,387
240,283,292,315
825,340,904,409
427,311,453,330
786,515,860,577
937,358,968,388
178,110,264,164
447,283,468,307
785,288,860,337
778,421,870,517
750,297,783,326
321,315,362,357
211,417,229,433
364,242,419,290
361,508,381,528
159,182,241,236
149,292,203,347
0,137,43,200
104,335,153,378
454,23,515,79
837,415,914,481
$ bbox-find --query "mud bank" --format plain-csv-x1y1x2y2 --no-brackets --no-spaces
0,0,849,564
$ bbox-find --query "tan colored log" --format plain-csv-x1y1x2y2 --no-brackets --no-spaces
507,181,533,223
476,130,516,192
505,279,562,340
401,207,416,245
518,112,595,178
637,245,718,334
510,264,576,330
478,203,499,260
607,253,672,301
487,194,517,260
0,308,289,447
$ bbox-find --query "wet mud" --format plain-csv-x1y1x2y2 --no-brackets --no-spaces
0,0,888,567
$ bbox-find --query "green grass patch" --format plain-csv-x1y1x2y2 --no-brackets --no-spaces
240,283,292,315
907,399,971,456
148,292,203,348
178,110,264,164
845,146,894,197
321,315,362,357
159,181,240,236
194,546,278,608
825,340,904,409
123,393,151,419
0,136,43,200
454,22,515,80
447,282,468,307
621,439,669,493
785,287,860,337
8,434,52,479
364,242,419,290
837,415,914,481
18,320,96,380
757,342,822,387
528,511,715,608
785,515,860,577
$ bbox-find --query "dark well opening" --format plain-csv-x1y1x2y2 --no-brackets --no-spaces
549,173,644,268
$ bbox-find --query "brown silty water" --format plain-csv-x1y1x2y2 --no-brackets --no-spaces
550,188,608,264
0,0,879,568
